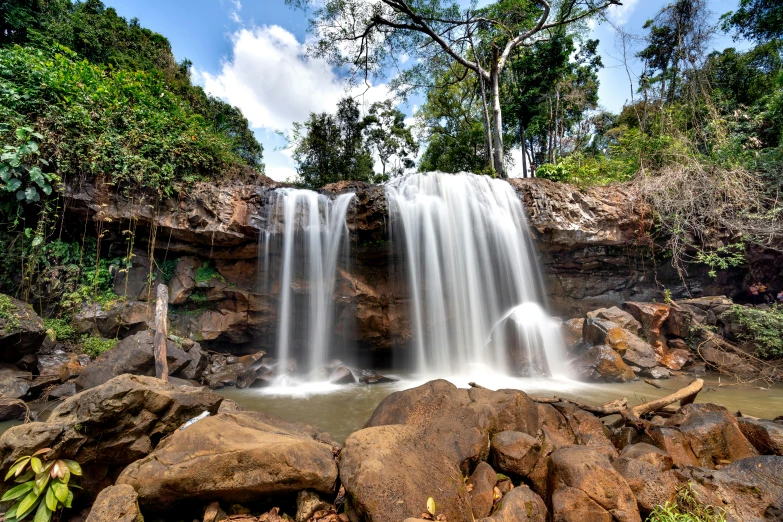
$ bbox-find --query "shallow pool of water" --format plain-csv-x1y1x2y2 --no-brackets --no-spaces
220,372,783,443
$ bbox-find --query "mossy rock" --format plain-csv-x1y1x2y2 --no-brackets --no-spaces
0,294,46,362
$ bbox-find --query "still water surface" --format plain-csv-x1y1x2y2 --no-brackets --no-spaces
220,372,783,443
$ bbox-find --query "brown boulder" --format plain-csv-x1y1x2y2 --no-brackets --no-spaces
73,300,152,338
678,410,758,467
365,380,539,470
583,318,629,354
612,457,681,516
550,486,612,522
167,257,199,304
573,344,636,382
738,417,783,455
647,426,699,468
118,411,339,511
552,402,616,456
562,318,585,351
467,461,497,519
548,446,641,522
586,307,641,334
659,348,692,371
0,374,223,492
339,424,471,522
0,364,31,399
490,431,541,477
681,456,783,521
74,330,191,390
582,318,658,368
0,294,46,362
619,443,673,471
0,398,27,421
623,302,670,355
484,485,547,522
85,484,143,522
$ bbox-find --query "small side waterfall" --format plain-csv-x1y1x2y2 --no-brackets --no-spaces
386,172,566,377
260,189,355,376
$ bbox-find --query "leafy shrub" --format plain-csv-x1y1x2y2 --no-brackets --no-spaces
159,258,178,282
0,126,57,207
1,449,81,522
0,293,19,330
694,243,746,278
42,318,77,343
194,261,224,284
81,336,116,358
647,483,726,522
0,45,255,195
721,304,783,358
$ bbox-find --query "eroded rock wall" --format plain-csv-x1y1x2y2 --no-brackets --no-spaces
63,177,746,354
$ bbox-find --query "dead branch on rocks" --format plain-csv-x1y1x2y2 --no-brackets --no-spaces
622,378,704,426
469,382,630,417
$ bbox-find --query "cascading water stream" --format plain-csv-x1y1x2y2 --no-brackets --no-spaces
260,189,354,379
386,172,567,377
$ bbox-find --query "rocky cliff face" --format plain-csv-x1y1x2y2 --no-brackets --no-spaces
63,177,745,355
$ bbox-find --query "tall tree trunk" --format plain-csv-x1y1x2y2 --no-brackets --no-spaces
490,46,505,179
518,119,528,178
478,74,495,172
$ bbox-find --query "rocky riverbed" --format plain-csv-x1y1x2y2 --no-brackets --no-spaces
0,374,781,522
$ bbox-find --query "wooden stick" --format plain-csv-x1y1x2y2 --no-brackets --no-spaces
644,379,663,389
622,378,704,425
154,283,169,382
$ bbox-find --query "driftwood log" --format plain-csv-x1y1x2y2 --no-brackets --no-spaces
468,378,705,424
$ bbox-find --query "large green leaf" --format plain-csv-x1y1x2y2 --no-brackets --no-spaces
5,457,30,480
64,490,73,509
14,469,34,483
30,458,42,474
6,178,22,192
5,502,18,520
34,470,49,493
44,486,57,511
51,480,68,503
33,496,52,522
1,482,33,502
15,489,41,520
62,460,81,477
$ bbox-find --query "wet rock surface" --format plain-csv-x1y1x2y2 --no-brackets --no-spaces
118,411,340,511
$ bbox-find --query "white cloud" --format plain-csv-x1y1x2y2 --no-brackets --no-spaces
231,0,241,10
606,0,640,25
197,26,390,134
230,11,241,23
265,164,298,182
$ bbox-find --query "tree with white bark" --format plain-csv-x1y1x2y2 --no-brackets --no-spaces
286,0,621,178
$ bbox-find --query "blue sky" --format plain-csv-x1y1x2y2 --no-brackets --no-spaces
105,0,748,179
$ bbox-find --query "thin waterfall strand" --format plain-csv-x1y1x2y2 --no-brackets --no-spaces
261,189,354,375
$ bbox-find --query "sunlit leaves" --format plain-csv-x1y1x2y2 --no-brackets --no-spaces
1,452,80,522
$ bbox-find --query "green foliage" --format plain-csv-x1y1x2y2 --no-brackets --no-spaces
194,261,224,284
291,97,382,188
1,449,81,522
42,317,77,343
647,483,726,522
158,258,178,283
0,126,57,210
80,335,115,358
363,100,418,180
0,293,19,330
188,289,209,305
721,0,783,45
0,233,122,312
694,243,745,278
722,304,783,358
0,45,253,195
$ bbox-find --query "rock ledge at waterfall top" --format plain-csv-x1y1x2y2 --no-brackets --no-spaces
62,176,748,351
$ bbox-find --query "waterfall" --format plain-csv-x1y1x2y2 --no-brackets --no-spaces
386,172,566,377
260,189,355,376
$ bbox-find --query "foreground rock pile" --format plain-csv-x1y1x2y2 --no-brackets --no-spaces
0,376,780,522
